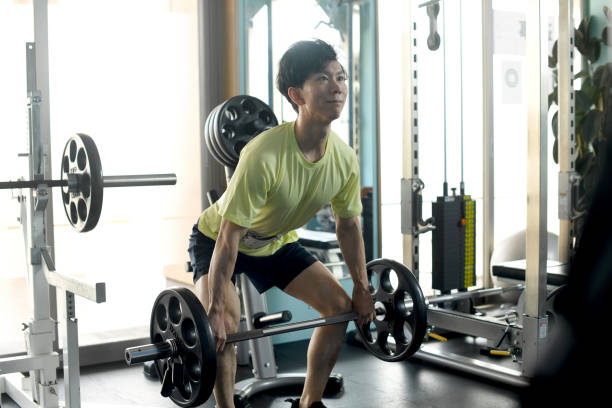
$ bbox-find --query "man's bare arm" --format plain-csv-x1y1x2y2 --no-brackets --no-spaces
335,215,375,325
208,218,247,351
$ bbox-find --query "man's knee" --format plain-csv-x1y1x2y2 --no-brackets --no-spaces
321,292,352,317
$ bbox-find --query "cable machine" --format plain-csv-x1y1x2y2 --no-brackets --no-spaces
400,0,578,385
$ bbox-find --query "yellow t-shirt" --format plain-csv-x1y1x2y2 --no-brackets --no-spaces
197,121,362,256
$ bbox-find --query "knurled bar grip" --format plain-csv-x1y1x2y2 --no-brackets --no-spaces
0,174,177,190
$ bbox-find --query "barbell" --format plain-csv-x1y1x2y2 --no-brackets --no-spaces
124,258,428,407
0,133,177,232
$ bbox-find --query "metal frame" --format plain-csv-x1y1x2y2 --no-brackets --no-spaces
400,0,577,385
482,0,494,289
0,37,107,408
557,0,578,263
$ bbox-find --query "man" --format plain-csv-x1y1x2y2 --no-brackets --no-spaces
188,39,375,408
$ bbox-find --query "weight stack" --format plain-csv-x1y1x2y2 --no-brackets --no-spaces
431,194,476,292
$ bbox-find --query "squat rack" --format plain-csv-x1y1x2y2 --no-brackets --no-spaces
0,1,176,407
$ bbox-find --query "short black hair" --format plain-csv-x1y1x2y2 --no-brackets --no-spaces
276,39,339,113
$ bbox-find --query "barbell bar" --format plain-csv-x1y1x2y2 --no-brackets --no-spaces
125,309,386,366
0,174,177,190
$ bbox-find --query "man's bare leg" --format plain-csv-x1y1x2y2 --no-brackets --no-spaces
195,275,241,408
283,261,353,408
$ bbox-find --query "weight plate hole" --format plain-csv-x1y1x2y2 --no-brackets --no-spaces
362,321,378,344
168,296,182,324
396,292,413,317
401,322,414,345
224,107,239,121
70,202,78,224
77,148,87,171
185,351,202,382
233,141,246,156
240,98,256,115
178,380,192,400
80,173,91,198
62,156,69,174
77,199,88,222
258,110,272,124
221,124,235,140
368,271,380,295
383,334,397,355
381,268,398,294
69,140,77,162
181,318,197,347
156,304,168,331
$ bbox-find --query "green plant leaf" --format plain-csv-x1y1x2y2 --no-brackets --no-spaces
575,89,592,112
552,110,559,138
582,110,603,143
575,69,590,80
587,38,602,63
581,77,601,103
575,26,587,55
593,63,612,88
552,137,558,164
578,17,592,47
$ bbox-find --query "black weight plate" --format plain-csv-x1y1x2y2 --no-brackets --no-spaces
215,95,277,164
150,287,216,407
207,104,235,168
60,133,103,232
210,101,238,168
205,105,234,168
205,104,232,167
356,259,427,362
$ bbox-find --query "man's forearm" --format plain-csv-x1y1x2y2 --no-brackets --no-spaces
336,216,369,287
208,238,239,311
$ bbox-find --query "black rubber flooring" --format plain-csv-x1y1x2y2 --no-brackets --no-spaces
1,338,522,408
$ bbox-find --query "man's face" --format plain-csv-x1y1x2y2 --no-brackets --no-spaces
296,60,348,122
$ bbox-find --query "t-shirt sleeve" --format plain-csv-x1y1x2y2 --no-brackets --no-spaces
331,154,362,218
218,146,273,228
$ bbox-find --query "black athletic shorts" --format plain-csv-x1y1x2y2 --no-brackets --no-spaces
187,224,317,293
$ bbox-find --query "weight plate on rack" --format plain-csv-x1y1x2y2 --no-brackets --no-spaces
356,259,427,362
150,287,216,407
213,95,278,166
60,133,103,232
205,105,234,168
207,104,236,168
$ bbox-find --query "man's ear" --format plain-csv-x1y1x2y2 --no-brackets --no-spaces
288,87,304,108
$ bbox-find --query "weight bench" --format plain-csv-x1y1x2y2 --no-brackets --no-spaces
492,259,569,287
